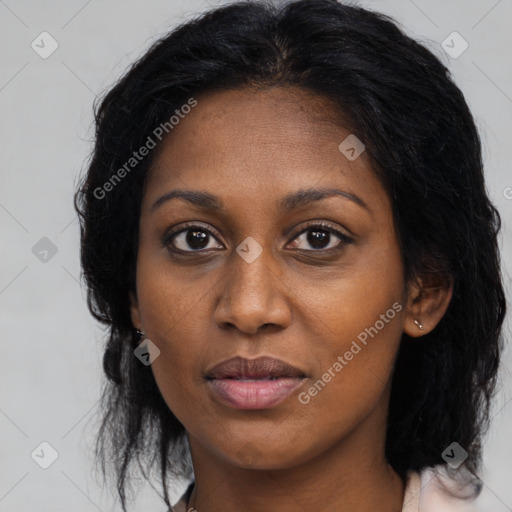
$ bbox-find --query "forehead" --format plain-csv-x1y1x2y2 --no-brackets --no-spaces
143,86,388,217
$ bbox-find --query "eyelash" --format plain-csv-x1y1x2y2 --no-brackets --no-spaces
163,220,353,255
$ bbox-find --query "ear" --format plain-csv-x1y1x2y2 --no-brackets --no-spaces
403,273,454,337
129,290,143,332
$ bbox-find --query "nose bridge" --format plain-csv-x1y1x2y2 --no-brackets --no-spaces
228,240,276,307
214,239,291,333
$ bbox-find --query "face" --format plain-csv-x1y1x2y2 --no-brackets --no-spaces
130,86,414,470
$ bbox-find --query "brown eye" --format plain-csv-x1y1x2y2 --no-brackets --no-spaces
288,222,353,252
164,223,224,253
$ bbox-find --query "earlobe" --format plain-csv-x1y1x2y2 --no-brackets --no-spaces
403,274,454,338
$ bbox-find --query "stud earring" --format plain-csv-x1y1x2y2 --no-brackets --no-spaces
135,329,145,341
414,319,424,330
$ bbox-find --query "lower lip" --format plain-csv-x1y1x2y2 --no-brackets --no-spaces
207,377,305,409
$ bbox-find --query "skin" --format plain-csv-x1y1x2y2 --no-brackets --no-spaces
130,86,453,512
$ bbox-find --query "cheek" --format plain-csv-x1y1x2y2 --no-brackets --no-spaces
296,239,404,401
302,236,404,348
294,300,403,447
135,236,211,337
133,251,206,414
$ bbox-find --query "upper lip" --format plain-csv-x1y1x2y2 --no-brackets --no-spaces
205,356,306,380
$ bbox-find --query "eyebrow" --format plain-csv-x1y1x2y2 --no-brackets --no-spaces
150,187,370,214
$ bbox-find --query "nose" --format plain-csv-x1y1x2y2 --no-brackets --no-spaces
213,245,292,335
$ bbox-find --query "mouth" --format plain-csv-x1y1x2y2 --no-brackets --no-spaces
205,356,307,410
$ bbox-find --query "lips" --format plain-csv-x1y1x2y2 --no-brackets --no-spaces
205,356,307,410
205,355,306,380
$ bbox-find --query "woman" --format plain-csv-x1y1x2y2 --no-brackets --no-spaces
74,1,507,511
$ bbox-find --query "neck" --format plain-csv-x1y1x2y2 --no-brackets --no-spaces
185,394,405,512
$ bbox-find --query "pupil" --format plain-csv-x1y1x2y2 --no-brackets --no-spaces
308,229,329,249
186,229,208,249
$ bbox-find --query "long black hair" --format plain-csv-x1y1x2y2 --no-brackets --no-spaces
74,0,507,509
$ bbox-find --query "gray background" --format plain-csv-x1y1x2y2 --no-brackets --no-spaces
0,0,511,510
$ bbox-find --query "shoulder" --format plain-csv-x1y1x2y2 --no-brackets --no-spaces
169,481,194,512
415,465,482,511
170,469,481,512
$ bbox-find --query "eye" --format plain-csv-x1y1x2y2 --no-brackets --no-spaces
287,221,353,252
164,222,224,253
163,220,353,254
